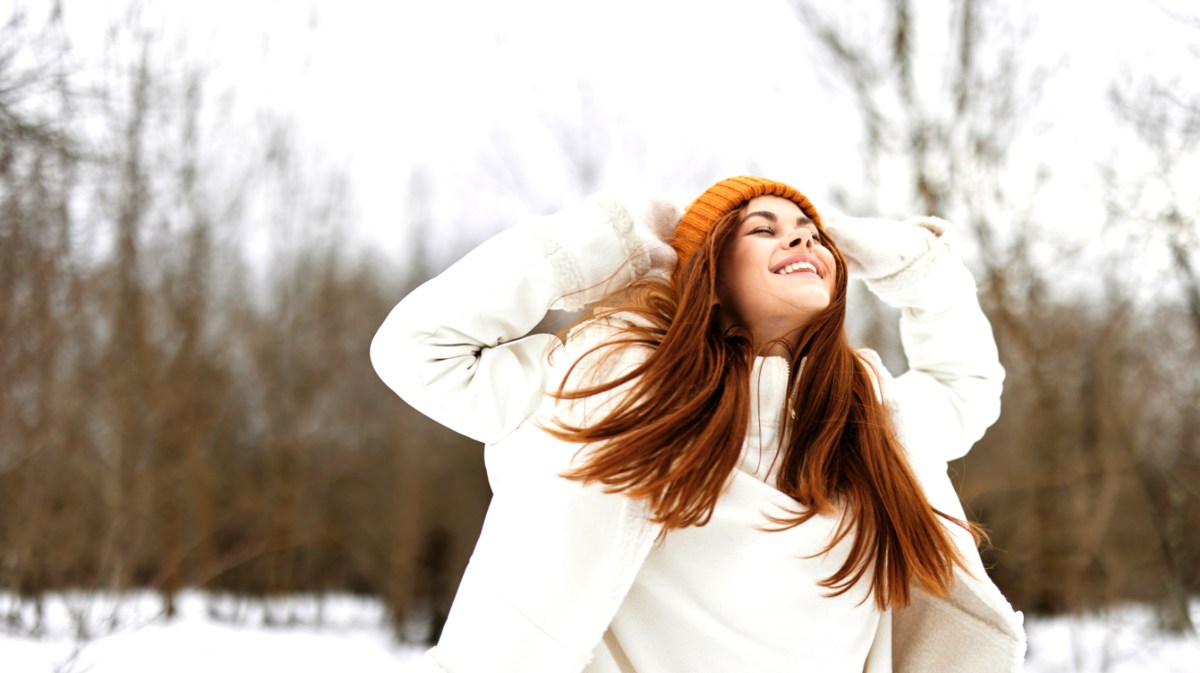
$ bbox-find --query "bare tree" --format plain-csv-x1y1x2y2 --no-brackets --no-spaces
1100,5,1200,632
781,0,1200,627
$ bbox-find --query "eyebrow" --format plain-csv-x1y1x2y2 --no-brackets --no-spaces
744,211,816,227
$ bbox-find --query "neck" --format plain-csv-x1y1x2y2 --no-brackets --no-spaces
751,326,807,358
754,339,795,358
718,311,811,358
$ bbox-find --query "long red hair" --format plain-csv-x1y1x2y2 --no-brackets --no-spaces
548,206,979,609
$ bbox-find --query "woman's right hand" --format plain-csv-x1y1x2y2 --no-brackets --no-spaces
540,193,682,310
371,191,681,443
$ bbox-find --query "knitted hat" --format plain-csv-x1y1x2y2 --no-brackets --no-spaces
671,176,823,270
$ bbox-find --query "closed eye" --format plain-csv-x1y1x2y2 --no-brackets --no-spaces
749,225,776,235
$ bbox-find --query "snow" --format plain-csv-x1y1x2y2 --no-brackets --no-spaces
2,592,1198,672
1023,605,1200,673
0,592,423,673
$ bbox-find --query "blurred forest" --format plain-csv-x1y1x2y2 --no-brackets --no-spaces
2,0,1198,646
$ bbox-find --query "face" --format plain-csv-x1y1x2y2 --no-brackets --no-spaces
716,195,837,349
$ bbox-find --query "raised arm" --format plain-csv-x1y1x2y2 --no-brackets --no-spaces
370,193,681,444
826,215,1005,463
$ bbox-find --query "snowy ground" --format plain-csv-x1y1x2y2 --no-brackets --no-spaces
0,592,424,673
1,592,1198,672
1022,604,1200,673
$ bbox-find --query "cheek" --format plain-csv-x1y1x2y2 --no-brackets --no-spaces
716,246,750,298
715,270,745,314
822,250,840,290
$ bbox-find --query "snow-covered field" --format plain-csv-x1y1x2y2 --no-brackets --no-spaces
2,592,1197,672
1023,605,1200,673
0,592,424,672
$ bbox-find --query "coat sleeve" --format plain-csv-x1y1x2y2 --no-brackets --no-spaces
369,192,680,445
866,217,1005,463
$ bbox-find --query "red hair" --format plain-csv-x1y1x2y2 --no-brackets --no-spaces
548,206,980,609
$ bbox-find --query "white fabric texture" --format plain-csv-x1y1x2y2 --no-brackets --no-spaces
823,212,944,281
590,357,880,673
370,193,1027,673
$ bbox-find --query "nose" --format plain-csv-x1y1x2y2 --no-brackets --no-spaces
785,229,814,250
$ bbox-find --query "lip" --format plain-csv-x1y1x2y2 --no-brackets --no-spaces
770,253,825,278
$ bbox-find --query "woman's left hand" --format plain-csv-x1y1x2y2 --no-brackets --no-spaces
822,213,942,280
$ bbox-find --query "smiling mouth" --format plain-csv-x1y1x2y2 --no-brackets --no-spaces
774,261,820,276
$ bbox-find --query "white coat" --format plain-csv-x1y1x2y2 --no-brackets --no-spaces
371,193,1027,672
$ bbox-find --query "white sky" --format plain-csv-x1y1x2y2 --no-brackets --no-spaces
42,0,1200,268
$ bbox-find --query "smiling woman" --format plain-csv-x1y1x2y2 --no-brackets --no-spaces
370,176,1026,672
717,195,837,352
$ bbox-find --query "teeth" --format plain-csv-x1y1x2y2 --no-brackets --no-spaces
776,261,818,275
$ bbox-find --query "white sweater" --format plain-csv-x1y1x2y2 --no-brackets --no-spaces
590,359,880,673
370,192,1026,673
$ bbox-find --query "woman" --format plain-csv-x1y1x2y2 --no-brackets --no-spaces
371,176,1026,672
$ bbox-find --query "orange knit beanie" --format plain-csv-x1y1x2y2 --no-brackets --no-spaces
671,176,823,270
